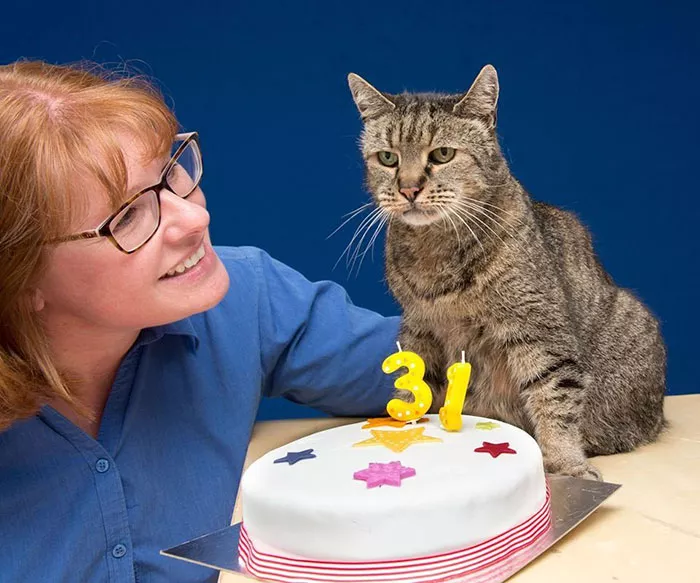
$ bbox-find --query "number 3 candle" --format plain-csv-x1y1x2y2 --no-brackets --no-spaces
383,343,433,422
439,352,472,432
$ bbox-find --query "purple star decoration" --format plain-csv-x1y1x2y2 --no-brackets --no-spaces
353,461,416,488
274,448,316,465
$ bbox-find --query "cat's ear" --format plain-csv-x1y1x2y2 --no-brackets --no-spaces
348,73,395,121
453,65,499,128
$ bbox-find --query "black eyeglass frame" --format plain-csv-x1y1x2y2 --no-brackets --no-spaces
51,131,202,254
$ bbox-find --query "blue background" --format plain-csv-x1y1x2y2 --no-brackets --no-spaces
2,1,697,419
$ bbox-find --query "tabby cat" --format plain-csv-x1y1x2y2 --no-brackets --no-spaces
348,65,666,479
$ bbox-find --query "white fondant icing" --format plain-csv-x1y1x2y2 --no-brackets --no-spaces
240,415,547,562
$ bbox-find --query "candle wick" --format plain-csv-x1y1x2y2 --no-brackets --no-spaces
461,350,466,363
396,341,402,352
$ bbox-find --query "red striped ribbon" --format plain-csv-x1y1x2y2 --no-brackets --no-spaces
239,488,552,583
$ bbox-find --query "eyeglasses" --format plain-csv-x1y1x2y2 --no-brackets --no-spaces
52,132,203,254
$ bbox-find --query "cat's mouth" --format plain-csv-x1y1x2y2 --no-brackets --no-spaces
401,207,440,226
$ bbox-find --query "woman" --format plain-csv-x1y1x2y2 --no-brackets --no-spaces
0,60,399,582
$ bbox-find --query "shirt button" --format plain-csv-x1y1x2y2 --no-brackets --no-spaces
95,458,110,473
112,544,127,558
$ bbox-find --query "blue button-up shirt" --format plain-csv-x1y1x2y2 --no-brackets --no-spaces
0,246,400,582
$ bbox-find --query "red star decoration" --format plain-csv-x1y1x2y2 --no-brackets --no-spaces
474,441,517,458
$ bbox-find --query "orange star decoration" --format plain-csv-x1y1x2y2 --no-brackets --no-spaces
353,427,443,453
475,421,500,431
361,417,429,430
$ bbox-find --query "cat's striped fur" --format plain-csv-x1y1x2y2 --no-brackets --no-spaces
348,65,666,479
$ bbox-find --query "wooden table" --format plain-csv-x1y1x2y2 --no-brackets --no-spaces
220,395,700,583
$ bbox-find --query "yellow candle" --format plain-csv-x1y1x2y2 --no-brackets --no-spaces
383,343,433,422
438,352,472,432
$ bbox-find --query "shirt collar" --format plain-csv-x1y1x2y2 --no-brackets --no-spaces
137,317,200,350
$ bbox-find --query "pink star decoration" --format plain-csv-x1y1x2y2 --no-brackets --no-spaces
474,441,517,458
353,461,416,488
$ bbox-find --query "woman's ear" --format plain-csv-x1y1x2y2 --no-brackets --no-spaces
32,289,45,312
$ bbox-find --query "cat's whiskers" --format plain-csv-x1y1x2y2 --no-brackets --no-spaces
348,207,384,259
334,206,384,271
347,206,389,275
436,201,485,255
477,181,512,189
354,213,389,274
343,201,374,218
452,201,528,259
431,190,524,257
460,196,526,233
327,201,374,240
435,206,462,249
452,203,516,254
429,192,492,254
436,191,525,242
446,203,494,250
464,193,527,227
356,212,390,275
454,199,523,245
459,200,533,261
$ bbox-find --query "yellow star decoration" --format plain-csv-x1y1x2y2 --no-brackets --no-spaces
361,417,428,430
475,421,500,431
353,427,443,453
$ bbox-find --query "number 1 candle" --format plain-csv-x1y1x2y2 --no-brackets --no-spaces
438,352,472,432
383,343,433,422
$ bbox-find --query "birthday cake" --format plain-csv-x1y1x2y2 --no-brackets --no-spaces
237,414,552,583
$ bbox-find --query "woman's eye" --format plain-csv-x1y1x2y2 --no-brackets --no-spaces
113,206,140,232
377,151,399,167
429,147,456,164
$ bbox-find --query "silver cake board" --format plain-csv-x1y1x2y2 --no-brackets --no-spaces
162,475,621,582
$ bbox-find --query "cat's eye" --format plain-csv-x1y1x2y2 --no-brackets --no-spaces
377,151,399,167
429,147,456,164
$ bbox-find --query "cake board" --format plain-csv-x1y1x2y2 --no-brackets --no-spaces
161,474,621,582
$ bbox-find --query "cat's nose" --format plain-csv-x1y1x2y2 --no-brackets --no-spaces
399,186,421,202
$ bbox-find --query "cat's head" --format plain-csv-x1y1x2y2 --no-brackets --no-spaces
348,65,504,227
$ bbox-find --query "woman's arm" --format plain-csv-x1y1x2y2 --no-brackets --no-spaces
254,249,399,417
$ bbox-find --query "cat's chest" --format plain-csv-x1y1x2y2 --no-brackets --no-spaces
427,312,526,428
387,238,473,300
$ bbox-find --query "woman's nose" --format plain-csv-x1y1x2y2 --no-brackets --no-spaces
159,188,210,242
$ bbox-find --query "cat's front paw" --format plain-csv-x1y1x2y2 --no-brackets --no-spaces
543,454,602,481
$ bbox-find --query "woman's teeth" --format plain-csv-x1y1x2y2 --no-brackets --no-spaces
165,244,205,277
